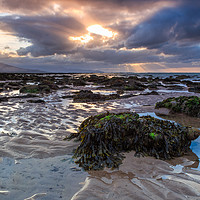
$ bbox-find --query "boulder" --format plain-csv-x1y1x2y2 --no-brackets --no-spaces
20,85,51,93
73,90,120,102
66,112,199,170
155,96,200,118
188,86,200,93
27,99,45,103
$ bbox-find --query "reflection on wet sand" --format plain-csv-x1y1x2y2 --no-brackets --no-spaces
0,155,88,200
156,113,200,128
72,152,200,200
0,81,200,199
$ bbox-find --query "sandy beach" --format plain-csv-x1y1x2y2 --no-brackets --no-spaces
0,73,199,200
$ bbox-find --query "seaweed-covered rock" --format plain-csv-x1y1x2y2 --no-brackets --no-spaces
0,97,8,102
40,80,59,90
20,85,51,93
188,85,200,93
147,83,159,90
71,78,87,86
27,99,45,103
142,91,159,95
124,81,147,91
67,112,198,170
73,90,105,102
162,76,181,84
73,90,119,102
185,81,200,93
155,96,200,118
83,75,109,84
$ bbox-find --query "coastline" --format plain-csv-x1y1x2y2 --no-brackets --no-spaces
0,73,199,200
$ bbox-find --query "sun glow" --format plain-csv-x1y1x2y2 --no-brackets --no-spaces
69,24,117,44
87,24,116,38
53,3,61,11
124,63,147,73
69,34,93,44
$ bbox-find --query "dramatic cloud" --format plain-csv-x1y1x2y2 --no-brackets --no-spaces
125,4,200,49
0,15,85,57
79,48,163,64
0,0,172,13
0,0,199,72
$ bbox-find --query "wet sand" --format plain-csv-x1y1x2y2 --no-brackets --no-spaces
72,152,200,200
0,86,200,200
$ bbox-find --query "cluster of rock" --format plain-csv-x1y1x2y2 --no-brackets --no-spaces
0,73,200,97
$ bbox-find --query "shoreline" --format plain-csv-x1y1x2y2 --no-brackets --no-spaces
0,73,200,199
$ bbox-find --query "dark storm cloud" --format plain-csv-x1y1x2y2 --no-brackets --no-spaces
0,0,200,72
0,0,169,12
79,49,163,64
0,0,50,12
159,43,200,63
0,15,85,57
125,3,200,49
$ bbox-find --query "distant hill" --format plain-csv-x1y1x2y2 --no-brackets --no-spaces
0,63,43,73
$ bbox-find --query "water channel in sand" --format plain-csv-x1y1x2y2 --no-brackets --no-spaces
0,86,199,200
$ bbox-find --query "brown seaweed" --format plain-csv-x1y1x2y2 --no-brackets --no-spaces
67,112,197,170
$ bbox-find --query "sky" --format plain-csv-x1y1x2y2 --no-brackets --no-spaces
0,0,200,73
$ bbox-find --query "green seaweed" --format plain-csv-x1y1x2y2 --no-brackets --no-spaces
66,112,196,170
156,96,200,118
22,88,39,93
149,132,158,139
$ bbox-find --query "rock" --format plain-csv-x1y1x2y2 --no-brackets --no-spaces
73,90,120,102
20,85,51,93
0,97,8,102
9,94,38,99
142,91,159,95
147,83,159,90
155,96,200,118
61,95,74,99
66,112,197,170
188,128,200,140
124,80,147,91
164,85,185,91
108,78,126,87
175,75,191,80
185,81,200,93
188,86,200,93
139,77,148,82
84,75,109,84
27,99,45,103
155,108,170,116
40,80,59,90
116,90,124,95
162,76,181,83
71,79,87,86
73,90,106,102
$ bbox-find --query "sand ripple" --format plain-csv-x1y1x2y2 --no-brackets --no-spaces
0,89,200,200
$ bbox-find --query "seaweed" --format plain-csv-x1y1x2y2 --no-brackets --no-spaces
155,96,200,118
73,90,120,102
66,112,197,170
20,85,51,94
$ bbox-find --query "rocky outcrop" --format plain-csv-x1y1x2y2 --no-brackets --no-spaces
66,112,199,170
155,96,200,118
73,90,120,102
20,85,51,93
